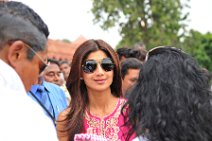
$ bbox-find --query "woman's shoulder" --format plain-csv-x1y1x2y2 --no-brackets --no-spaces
120,98,128,110
120,97,127,105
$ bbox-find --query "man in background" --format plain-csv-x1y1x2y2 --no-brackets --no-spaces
0,1,57,140
41,59,71,103
28,76,68,125
59,60,71,82
121,58,143,97
116,47,131,62
42,59,64,86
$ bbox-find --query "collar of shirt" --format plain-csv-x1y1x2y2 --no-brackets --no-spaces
30,82,51,94
0,59,26,94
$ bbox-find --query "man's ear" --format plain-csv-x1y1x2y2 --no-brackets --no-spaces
7,40,27,68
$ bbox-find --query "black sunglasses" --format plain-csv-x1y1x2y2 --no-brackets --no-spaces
82,58,115,73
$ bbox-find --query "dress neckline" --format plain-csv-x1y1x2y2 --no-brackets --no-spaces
85,98,121,120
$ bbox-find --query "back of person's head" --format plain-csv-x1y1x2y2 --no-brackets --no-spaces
116,47,131,62
0,1,49,59
129,47,147,62
123,46,212,141
201,68,212,85
133,41,146,50
121,58,142,79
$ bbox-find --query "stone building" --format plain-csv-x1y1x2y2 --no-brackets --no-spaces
47,36,87,63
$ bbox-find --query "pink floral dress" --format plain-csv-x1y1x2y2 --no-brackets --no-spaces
82,98,135,141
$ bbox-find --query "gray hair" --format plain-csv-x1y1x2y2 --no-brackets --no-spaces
0,1,49,59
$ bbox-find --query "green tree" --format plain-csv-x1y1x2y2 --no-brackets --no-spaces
183,30,212,71
91,0,190,49
62,39,71,43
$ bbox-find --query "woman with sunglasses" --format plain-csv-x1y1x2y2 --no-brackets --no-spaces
123,46,212,141
56,39,134,141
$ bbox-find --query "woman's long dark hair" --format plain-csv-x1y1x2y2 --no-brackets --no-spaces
123,46,212,141
61,39,122,141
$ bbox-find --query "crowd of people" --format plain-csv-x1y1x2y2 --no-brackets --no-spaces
1,1,212,141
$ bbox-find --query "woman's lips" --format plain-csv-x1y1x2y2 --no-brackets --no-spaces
94,79,106,84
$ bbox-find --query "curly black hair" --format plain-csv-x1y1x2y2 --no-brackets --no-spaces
123,46,212,141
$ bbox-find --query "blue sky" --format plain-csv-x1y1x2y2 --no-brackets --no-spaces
17,0,212,47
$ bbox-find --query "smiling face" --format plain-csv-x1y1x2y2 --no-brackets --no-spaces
82,50,114,94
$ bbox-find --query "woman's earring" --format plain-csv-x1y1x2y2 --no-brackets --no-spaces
80,77,83,80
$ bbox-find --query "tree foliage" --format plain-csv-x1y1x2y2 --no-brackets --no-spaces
62,39,71,43
91,0,212,71
183,30,212,71
91,0,190,49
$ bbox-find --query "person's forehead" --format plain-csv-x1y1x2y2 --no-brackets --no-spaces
60,63,70,68
86,50,108,60
45,63,60,72
127,68,140,75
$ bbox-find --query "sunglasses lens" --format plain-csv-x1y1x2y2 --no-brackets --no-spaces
82,60,97,73
101,58,114,72
82,58,114,73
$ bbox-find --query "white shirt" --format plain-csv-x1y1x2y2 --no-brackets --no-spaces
0,60,58,141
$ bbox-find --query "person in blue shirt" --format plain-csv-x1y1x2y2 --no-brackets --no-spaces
28,79,68,126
